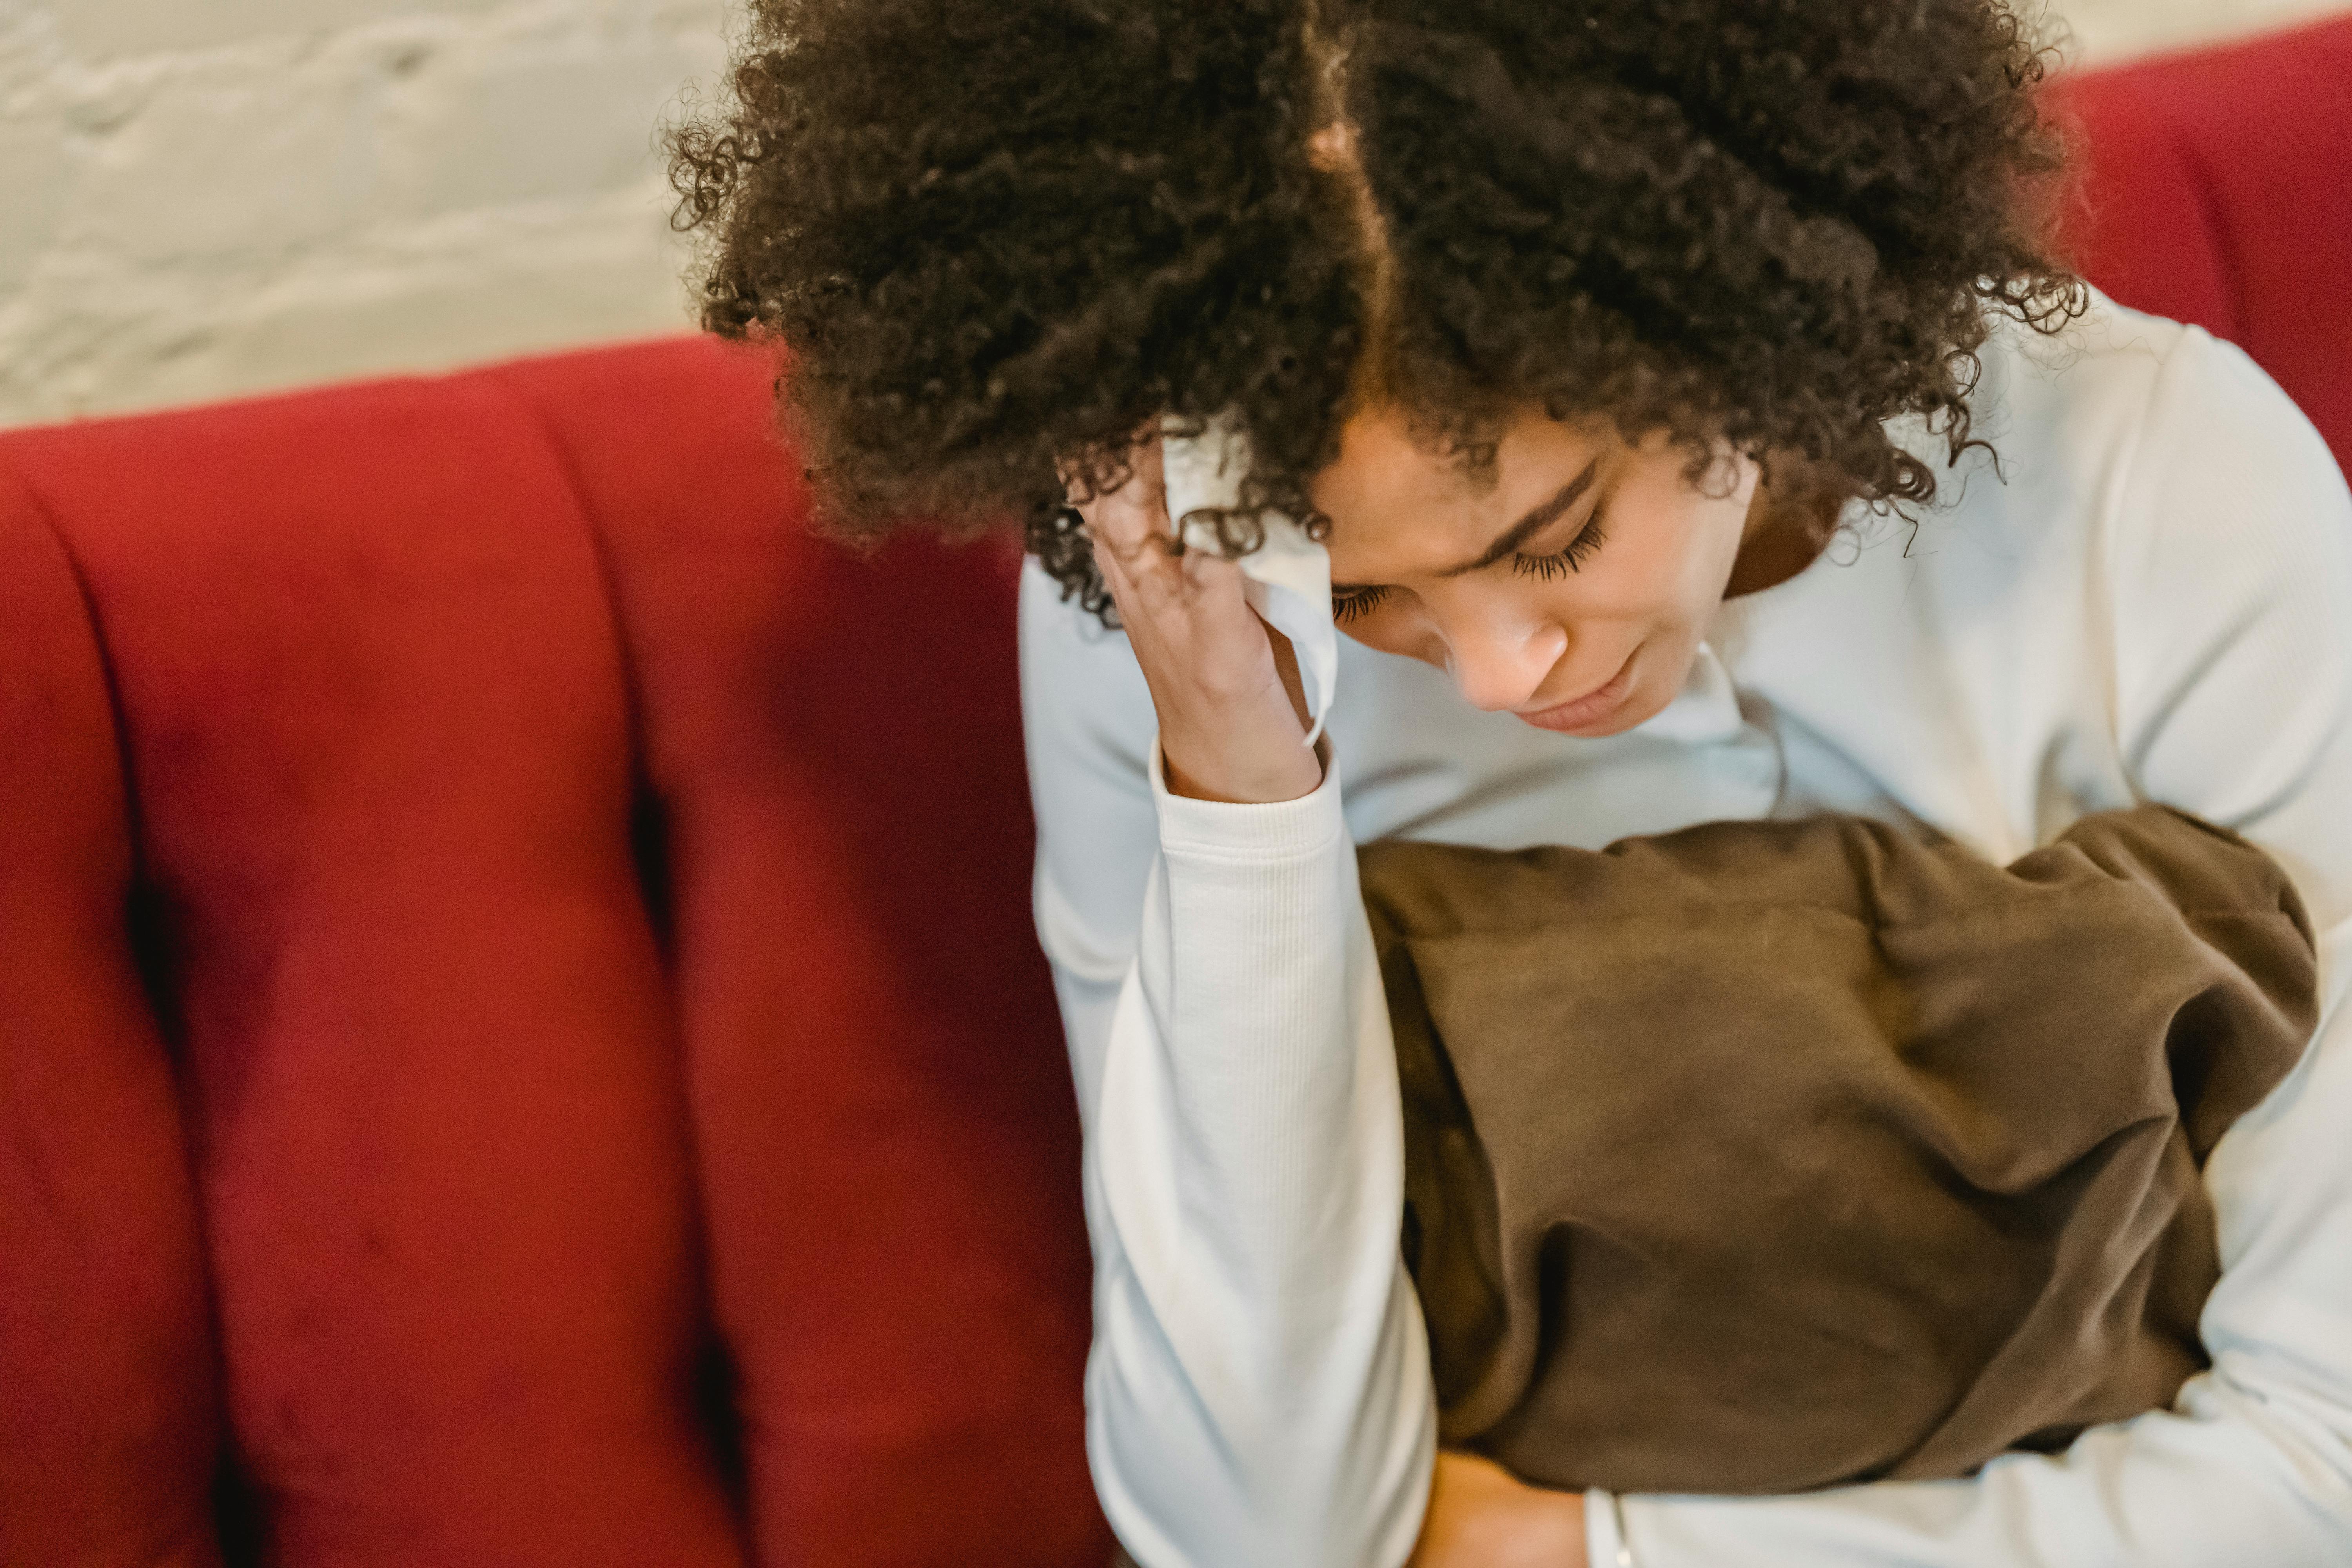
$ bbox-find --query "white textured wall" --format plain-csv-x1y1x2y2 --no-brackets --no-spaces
0,0,728,426
2058,0,2349,59
0,0,2345,428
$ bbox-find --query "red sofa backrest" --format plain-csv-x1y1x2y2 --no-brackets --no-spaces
4,16,2349,1568
2050,13,2352,475
0,343,1099,1568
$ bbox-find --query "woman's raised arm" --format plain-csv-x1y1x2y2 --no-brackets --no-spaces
1019,465,1438,1567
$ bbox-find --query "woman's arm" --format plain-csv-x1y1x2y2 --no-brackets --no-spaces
1599,330,2352,1568
1019,469,1439,1567
1091,737,1435,1568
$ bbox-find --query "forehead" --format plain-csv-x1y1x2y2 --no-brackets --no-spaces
1310,406,1610,579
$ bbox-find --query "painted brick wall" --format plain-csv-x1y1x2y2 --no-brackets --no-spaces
1,0,2344,427
2062,0,2348,58
0,0,728,426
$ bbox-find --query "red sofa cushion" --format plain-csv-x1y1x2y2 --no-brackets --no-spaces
488,342,1099,1567
1,385,745,1568
2052,11,2352,473
0,339,1106,1568
0,480,223,1568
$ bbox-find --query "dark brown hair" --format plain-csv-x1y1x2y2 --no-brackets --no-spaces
670,0,2083,620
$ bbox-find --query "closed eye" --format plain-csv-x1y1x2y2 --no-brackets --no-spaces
1331,501,1610,621
1510,511,1609,580
1332,583,1392,623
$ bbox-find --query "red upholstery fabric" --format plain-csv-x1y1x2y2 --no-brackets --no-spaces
2051,12,2352,472
1,20,2346,1568
1,388,744,1567
488,343,1097,1566
0,481,222,1568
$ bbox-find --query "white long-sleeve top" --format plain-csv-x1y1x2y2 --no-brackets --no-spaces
1018,294,2352,1568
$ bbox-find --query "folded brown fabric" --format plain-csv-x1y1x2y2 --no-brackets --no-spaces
1359,805,2318,1497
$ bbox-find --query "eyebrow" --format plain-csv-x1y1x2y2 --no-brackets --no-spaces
1330,457,1602,591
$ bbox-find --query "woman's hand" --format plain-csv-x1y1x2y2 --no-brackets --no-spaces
1075,441,1323,804
1409,1451,1588,1568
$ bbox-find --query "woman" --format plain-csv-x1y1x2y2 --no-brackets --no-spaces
669,2,2352,1564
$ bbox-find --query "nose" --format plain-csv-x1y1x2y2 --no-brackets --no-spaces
1441,611,1570,713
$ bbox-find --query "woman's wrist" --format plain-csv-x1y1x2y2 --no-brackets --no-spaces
1160,733,1324,804
1156,620,1323,803
1481,1479,1585,1568
1411,1452,1590,1568
1545,1488,1591,1568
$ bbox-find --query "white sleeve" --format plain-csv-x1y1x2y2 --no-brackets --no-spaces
1601,331,2352,1567
1019,563,1438,1568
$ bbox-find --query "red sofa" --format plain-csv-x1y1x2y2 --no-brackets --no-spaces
4,18,2348,1568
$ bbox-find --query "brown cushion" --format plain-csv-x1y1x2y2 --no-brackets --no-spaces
1361,805,2318,1495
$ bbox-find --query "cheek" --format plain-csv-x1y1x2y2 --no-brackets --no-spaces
1617,472,1754,619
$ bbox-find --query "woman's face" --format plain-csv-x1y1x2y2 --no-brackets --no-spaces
1308,407,1764,737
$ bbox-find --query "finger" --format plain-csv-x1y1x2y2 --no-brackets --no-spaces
1092,527,1201,630
1090,531,1150,626
1075,441,1173,567
1177,538,1245,593
1100,525,1254,631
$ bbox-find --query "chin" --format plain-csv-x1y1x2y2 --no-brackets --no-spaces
1589,688,1672,736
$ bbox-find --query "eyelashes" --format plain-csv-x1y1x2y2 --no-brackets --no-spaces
1510,515,1609,581
1331,515,1610,623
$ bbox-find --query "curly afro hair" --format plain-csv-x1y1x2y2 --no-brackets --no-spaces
669,0,2083,620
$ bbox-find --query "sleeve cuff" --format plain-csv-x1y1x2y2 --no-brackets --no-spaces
1587,1488,1637,1568
1147,735,1345,860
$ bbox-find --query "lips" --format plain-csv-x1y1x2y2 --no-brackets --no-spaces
1515,650,1638,734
